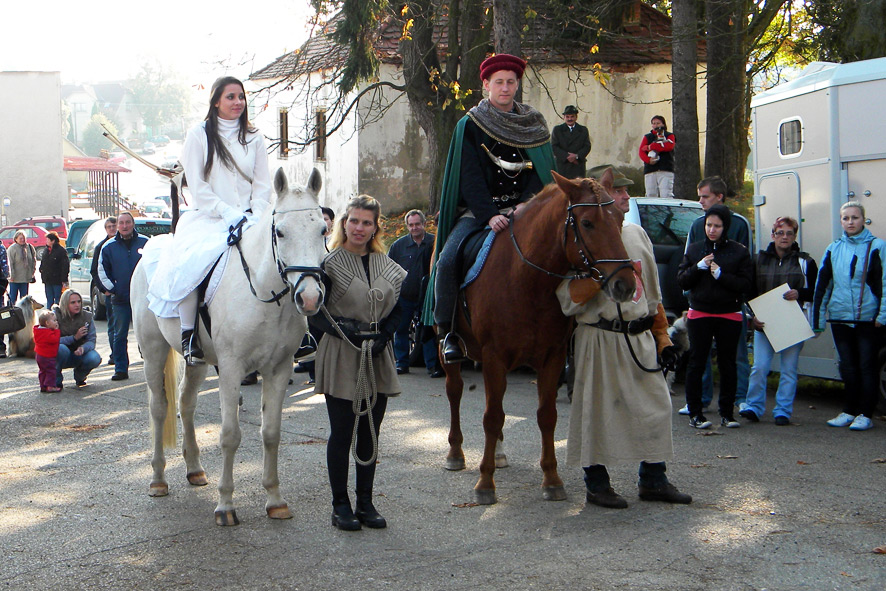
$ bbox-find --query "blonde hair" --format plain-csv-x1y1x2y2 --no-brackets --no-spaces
327,195,385,254
57,289,83,322
841,200,865,219
38,311,57,327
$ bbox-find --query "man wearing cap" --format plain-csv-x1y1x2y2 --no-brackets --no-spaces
423,53,555,363
557,164,691,509
551,106,591,180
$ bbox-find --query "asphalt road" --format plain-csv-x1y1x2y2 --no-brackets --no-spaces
1,319,884,591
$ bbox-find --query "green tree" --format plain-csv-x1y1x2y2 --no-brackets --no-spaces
798,0,886,63
130,61,190,134
82,114,118,157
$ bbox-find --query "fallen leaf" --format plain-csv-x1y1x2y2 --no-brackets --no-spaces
452,502,479,508
768,530,792,535
840,572,852,577
872,458,886,464
699,431,723,436
873,546,886,554
717,455,738,459
690,463,710,468
797,460,811,465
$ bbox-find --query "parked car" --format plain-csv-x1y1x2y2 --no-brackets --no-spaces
623,197,703,319
151,135,170,147
142,201,172,219
65,218,98,256
14,215,68,242
0,224,51,259
142,142,156,155
68,218,172,319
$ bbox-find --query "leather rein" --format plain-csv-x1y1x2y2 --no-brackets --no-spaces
508,198,634,289
230,208,325,306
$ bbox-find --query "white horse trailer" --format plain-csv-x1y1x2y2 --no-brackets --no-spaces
751,58,886,390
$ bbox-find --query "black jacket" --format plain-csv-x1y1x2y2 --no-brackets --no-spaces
752,242,818,301
39,243,69,285
678,237,753,314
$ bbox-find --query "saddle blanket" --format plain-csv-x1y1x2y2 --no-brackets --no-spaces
142,234,230,318
460,230,497,289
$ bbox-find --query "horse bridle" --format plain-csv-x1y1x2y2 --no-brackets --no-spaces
508,198,634,289
232,208,325,306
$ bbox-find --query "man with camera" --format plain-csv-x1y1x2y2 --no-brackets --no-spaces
638,115,675,198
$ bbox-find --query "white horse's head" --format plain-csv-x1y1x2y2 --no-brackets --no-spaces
271,167,327,316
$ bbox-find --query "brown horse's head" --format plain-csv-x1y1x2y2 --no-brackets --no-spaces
552,169,636,302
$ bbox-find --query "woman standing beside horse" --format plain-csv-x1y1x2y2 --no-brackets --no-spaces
147,76,271,364
309,195,405,531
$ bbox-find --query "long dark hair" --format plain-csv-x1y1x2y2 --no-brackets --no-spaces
203,76,255,178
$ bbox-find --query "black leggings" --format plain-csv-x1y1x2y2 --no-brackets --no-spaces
325,393,388,497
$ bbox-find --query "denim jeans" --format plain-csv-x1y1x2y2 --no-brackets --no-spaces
746,331,803,419
685,317,742,418
831,323,882,418
393,297,438,372
700,310,749,406
45,284,63,308
9,282,28,304
105,302,116,364
56,344,102,387
112,303,132,374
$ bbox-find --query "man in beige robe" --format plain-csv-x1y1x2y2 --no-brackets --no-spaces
557,165,692,509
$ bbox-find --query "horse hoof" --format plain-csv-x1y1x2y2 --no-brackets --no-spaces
474,489,497,505
543,485,567,502
267,504,293,520
187,471,208,486
215,509,240,526
148,482,168,497
494,454,509,469
445,457,466,471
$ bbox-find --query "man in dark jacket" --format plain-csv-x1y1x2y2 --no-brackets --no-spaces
90,217,117,366
551,105,592,179
97,212,147,380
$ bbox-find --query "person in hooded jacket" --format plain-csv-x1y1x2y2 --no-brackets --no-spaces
813,201,886,431
678,204,754,430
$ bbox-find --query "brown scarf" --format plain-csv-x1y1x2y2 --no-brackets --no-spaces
56,309,93,348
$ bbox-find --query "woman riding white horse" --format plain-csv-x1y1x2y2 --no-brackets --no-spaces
147,75,271,364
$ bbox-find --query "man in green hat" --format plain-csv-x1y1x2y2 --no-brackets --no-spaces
557,164,691,509
551,105,591,179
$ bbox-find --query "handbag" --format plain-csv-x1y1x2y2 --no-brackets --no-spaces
0,305,26,335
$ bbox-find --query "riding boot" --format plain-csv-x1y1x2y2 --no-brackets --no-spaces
354,488,387,529
181,329,205,366
331,492,361,531
438,323,466,365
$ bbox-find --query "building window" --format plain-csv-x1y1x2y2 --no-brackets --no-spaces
278,108,289,159
779,119,802,157
315,109,327,161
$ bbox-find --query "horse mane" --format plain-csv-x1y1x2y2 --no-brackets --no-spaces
516,176,606,222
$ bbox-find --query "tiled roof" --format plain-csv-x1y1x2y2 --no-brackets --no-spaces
251,2,704,82
63,156,131,173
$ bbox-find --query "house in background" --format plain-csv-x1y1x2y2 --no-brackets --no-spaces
61,82,143,147
0,71,69,223
249,1,707,215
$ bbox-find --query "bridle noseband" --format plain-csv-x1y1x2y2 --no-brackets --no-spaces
234,207,325,306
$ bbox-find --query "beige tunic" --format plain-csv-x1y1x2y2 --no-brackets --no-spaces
557,223,674,467
316,248,406,401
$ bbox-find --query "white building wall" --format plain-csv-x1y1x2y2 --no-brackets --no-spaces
0,71,69,224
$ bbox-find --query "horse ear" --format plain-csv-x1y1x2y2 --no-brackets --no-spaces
551,170,578,195
599,167,615,194
307,168,322,195
273,168,288,195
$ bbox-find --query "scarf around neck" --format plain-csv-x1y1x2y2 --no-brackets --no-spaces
468,99,551,148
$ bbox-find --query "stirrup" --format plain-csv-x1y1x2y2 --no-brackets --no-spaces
441,332,467,365
182,329,205,366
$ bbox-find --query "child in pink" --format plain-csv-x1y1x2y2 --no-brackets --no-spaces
34,311,62,393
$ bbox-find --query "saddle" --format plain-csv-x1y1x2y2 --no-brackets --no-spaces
456,226,496,289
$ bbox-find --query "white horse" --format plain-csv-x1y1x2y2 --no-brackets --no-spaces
131,167,328,526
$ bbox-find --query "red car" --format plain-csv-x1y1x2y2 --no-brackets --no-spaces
14,216,68,241
0,224,52,260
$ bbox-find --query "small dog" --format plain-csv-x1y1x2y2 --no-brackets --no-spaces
666,311,690,395
8,295,44,358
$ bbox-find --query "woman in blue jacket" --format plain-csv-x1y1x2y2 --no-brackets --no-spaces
813,201,886,431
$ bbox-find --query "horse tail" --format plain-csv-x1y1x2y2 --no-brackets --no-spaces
161,348,181,449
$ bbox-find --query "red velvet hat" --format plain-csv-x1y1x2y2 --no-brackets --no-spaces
480,54,526,80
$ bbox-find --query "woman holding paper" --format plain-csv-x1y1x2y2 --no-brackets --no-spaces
743,217,818,425
813,201,886,432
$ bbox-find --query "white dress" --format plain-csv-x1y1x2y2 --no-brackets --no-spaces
146,118,271,316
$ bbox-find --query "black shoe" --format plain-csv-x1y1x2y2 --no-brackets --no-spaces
293,364,309,373
429,368,445,378
739,409,760,422
638,482,692,504
331,502,361,531
111,372,129,381
774,415,790,426
106,358,114,365
396,366,409,375
241,371,258,386
441,333,467,364
75,379,88,387
181,329,205,366
586,487,628,509
355,496,387,529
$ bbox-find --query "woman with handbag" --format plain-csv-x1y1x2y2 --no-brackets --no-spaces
813,201,886,431
7,230,37,305
145,76,271,365
39,232,69,308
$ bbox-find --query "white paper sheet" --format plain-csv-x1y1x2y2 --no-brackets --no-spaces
747,283,815,352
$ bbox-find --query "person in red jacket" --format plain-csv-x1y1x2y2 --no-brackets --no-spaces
34,311,61,393
638,115,675,197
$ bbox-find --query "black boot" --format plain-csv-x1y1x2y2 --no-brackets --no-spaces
331,493,361,531
438,322,466,365
181,329,204,366
638,462,692,504
354,489,387,529
583,464,627,509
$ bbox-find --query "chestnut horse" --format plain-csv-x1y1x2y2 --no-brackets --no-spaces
442,169,636,504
